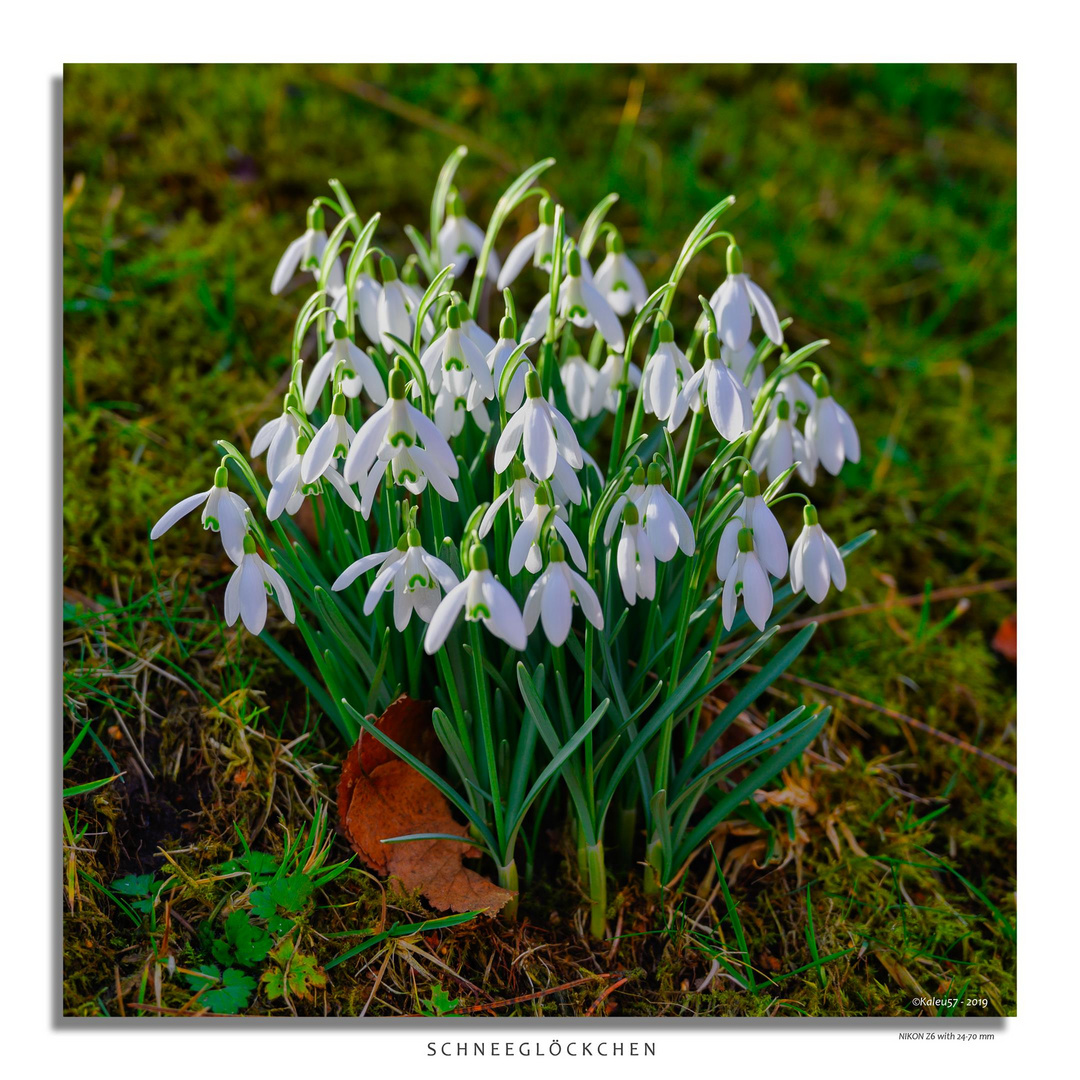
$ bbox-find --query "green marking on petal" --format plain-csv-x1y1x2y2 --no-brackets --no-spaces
468,603,492,620
389,431,414,448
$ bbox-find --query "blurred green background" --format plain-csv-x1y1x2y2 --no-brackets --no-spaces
62,63,1016,1015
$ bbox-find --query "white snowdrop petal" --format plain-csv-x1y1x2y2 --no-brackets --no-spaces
523,403,558,480
715,517,741,580
616,533,638,606
422,553,460,593
745,278,784,346
580,280,626,351
521,294,552,344
302,349,335,414
224,566,241,626
714,276,752,350
425,579,469,653
569,569,604,628
800,529,831,603
479,488,511,537
509,514,541,575
271,235,306,295
301,419,338,484
540,566,573,646
523,576,544,633
837,402,861,464
741,555,774,631
364,555,405,616
494,407,527,473
482,578,528,650
343,404,392,485
262,564,295,623
150,490,210,540
812,400,845,475
238,556,268,635
553,516,587,570
750,499,789,578
498,229,541,289
251,417,281,458
722,571,738,630
823,530,847,591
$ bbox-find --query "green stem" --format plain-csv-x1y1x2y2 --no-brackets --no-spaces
586,841,608,940
469,622,505,848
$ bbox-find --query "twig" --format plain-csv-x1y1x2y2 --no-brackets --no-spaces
718,578,1016,652
314,72,521,173
584,975,628,1016
742,665,1016,774
441,972,621,1016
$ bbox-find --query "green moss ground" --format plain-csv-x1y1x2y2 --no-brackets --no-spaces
62,63,1016,1017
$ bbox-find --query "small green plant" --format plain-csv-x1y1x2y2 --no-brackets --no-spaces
419,985,460,1016
260,939,328,1004
183,965,258,1015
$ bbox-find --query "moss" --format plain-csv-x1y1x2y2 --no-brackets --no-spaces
63,63,1015,1016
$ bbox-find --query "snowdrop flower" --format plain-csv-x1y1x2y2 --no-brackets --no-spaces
804,373,861,476
721,528,774,631
251,393,302,485
509,484,585,575
497,197,556,289
270,204,343,296
431,363,492,439
521,248,626,352
419,304,493,399
301,394,355,483
343,368,459,517
523,540,603,646
723,340,764,397
329,262,382,345
488,315,528,411
641,320,694,422
303,321,386,414
715,469,789,581
438,192,499,281
789,505,846,603
151,465,249,564
334,528,459,630
456,301,497,355
614,502,656,606
560,344,598,421
708,244,783,351
424,545,527,653
592,230,648,316
548,452,588,507
770,371,815,419
225,535,295,635
751,397,817,486
637,462,696,562
267,430,360,521
478,459,537,537
592,351,641,415
495,369,583,482
602,466,646,544
669,331,753,440
374,256,433,352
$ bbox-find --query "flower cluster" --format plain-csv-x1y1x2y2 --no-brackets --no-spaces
148,154,870,933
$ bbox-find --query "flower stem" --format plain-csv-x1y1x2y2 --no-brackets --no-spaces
469,622,505,850
586,841,608,939
498,859,519,921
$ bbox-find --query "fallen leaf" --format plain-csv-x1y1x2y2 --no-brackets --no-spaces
992,613,1017,663
338,695,514,916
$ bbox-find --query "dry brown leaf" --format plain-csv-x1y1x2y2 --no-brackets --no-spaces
992,613,1017,663
337,695,514,916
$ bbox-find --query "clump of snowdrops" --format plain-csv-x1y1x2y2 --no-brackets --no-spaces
150,147,873,936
